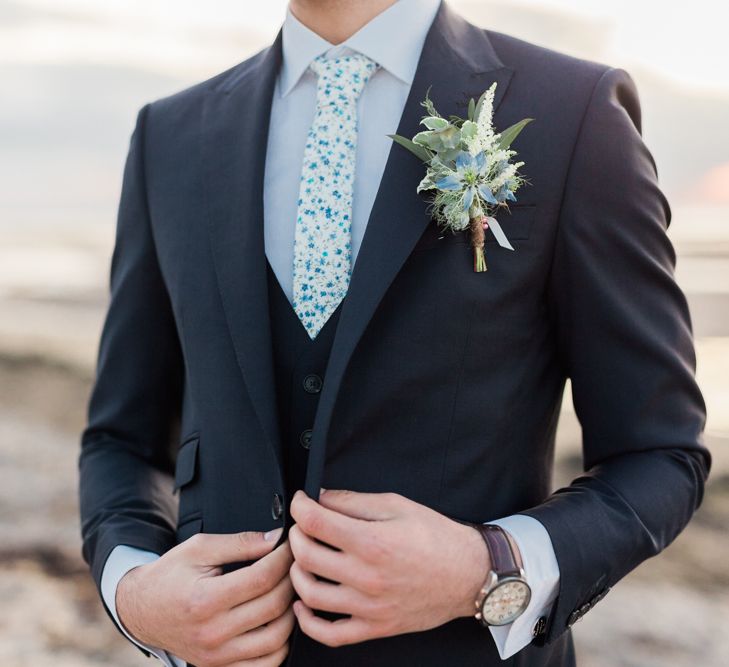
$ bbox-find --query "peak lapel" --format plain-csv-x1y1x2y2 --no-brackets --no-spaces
304,2,514,497
201,32,284,471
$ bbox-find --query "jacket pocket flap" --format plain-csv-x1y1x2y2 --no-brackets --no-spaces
413,204,536,251
174,435,199,490
484,204,536,243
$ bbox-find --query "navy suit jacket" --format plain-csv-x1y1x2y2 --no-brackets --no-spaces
79,3,710,665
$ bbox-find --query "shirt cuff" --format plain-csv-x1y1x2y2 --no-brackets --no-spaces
484,514,560,660
100,545,187,667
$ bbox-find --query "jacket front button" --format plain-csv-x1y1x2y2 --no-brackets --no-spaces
271,492,284,520
299,428,313,449
302,374,323,393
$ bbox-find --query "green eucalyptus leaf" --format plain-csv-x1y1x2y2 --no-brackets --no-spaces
413,126,460,152
417,173,436,193
468,97,476,121
413,130,437,147
440,125,461,149
497,118,534,149
461,120,477,141
421,116,450,131
473,87,491,123
435,147,462,167
388,134,432,163
429,154,451,172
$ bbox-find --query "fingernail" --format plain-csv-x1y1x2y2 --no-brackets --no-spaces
320,487,327,495
264,527,283,542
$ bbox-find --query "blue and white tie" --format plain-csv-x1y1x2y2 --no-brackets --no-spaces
292,52,379,339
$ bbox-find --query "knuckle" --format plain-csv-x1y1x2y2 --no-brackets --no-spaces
274,642,291,664
257,633,278,656
369,597,397,625
298,585,317,608
298,509,324,536
381,616,401,635
271,594,291,619
186,532,206,551
294,542,314,569
376,597,397,619
186,588,214,621
384,491,400,504
362,570,385,595
320,630,344,648
249,567,274,594
294,575,314,605
272,582,294,617
257,647,279,667
275,612,295,643
194,624,222,651
288,523,302,543
279,540,295,568
261,643,290,667
363,532,390,563
261,618,289,653
362,594,384,617
361,542,382,565
288,561,302,591
288,559,301,580
194,647,217,667
287,526,301,555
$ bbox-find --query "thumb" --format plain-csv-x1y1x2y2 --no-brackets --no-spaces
191,527,283,566
317,488,398,521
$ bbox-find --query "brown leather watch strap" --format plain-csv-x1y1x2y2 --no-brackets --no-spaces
474,524,521,577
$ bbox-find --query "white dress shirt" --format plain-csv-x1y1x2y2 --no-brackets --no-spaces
101,2,560,664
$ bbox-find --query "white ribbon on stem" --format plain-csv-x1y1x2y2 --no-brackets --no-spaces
484,216,514,251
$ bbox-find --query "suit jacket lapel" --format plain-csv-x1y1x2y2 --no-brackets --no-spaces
201,32,284,471
304,2,514,497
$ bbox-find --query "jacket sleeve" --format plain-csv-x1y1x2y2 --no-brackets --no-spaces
78,102,184,652
519,66,710,644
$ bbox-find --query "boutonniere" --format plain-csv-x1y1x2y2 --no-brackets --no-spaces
389,83,533,271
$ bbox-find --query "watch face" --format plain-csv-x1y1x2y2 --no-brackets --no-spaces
481,578,531,626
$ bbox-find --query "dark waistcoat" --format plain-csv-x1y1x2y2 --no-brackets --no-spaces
265,258,342,516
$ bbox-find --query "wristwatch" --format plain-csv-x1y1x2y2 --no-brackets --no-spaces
471,524,531,626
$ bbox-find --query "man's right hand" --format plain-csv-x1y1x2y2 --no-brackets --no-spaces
116,528,295,667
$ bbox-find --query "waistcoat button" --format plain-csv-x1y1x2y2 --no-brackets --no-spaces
299,428,313,449
302,374,323,393
271,492,284,520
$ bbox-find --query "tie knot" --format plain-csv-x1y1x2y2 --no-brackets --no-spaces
309,52,379,102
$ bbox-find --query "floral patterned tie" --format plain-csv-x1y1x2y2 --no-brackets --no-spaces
292,52,379,339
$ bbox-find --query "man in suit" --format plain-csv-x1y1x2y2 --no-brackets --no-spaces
78,1,710,666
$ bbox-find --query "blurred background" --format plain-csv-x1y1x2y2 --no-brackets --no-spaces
0,1,727,665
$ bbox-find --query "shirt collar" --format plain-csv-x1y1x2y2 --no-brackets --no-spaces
279,0,442,97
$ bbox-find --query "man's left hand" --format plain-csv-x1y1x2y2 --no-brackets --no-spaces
288,488,491,647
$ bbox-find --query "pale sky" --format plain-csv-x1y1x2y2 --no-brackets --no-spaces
4,0,728,91
1,0,727,228
522,0,729,90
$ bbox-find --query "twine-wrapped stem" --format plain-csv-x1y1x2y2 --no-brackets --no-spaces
469,215,488,272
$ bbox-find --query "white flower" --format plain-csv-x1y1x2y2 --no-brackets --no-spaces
463,82,498,155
